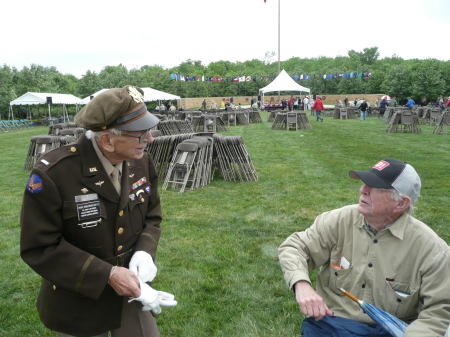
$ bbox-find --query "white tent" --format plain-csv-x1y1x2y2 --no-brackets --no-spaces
10,92,83,105
259,69,310,106
80,89,109,104
141,87,180,102
81,87,181,106
9,92,83,121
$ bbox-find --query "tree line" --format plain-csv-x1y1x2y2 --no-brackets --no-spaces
1,47,450,118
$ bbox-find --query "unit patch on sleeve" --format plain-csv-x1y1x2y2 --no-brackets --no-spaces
26,174,43,194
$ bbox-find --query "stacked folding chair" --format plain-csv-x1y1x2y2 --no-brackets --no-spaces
270,112,311,130
48,123,68,135
298,112,312,129
157,120,194,136
146,134,195,180
249,110,263,123
162,134,214,193
23,136,63,170
267,110,283,122
386,112,401,133
433,109,450,134
236,112,250,125
212,134,257,182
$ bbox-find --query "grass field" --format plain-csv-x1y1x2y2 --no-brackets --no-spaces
1,112,449,336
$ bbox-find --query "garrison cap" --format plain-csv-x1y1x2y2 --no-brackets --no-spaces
74,85,159,131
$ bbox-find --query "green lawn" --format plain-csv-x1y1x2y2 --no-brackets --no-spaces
1,112,449,336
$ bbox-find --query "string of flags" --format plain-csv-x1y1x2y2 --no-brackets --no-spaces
170,71,372,82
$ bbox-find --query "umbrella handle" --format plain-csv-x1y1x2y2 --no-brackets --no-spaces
338,288,362,305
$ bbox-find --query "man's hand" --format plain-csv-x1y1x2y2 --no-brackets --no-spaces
109,267,141,298
295,281,333,321
129,251,157,282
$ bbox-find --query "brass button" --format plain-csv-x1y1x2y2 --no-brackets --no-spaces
53,285,57,290
70,147,76,152
141,198,145,202
117,245,123,251
118,227,124,234
119,210,124,216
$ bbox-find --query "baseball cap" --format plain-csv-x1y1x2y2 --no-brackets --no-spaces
75,85,159,132
349,158,421,202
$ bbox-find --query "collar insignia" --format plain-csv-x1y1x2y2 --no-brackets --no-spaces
81,188,89,194
95,181,104,186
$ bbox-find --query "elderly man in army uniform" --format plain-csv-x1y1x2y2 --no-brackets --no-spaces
20,86,176,337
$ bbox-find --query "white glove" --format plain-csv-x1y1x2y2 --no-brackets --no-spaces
129,251,157,282
129,281,177,314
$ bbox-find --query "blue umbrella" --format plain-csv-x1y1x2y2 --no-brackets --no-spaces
339,288,409,337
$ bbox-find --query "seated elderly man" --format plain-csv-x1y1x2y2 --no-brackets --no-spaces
279,158,450,336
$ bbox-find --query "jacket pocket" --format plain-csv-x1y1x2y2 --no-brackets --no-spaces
128,185,150,234
381,280,419,323
63,201,107,249
328,264,354,296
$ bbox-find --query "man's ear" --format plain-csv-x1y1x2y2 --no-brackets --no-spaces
394,196,412,214
98,133,115,153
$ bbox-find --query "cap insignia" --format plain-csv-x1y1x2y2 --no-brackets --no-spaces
128,86,144,103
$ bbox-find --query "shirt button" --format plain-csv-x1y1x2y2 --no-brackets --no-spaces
119,210,124,216
362,284,366,288
117,245,123,252
373,239,378,243
53,285,57,290
118,228,124,234
141,198,145,202
335,272,338,276
368,263,373,267
70,147,76,152
397,298,402,303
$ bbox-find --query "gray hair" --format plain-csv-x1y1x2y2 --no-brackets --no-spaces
391,189,416,215
85,129,123,140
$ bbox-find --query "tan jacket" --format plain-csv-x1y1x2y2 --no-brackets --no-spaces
20,134,162,336
279,204,450,336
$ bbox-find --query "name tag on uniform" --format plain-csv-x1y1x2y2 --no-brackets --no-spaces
77,201,101,221
75,193,98,203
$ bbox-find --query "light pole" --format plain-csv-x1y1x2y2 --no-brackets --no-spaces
278,0,281,101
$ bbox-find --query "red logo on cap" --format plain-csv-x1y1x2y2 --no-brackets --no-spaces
373,160,390,171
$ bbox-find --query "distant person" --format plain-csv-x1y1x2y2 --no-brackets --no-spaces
312,96,324,122
419,98,427,107
201,99,207,110
344,96,349,107
388,97,398,107
359,100,368,121
405,97,415,109
303,96,309,111
335,99,343,108
379,97,389,115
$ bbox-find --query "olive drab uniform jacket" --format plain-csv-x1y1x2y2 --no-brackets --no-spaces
20,134,162,336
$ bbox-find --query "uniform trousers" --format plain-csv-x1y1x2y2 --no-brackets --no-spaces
57,297,160,337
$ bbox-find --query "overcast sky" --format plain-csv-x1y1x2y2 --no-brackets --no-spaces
2,0,449,78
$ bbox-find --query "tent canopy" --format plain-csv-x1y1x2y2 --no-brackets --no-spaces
10,92,83,105
80,87,180,105
259,69,310,94
80,89,109,104
141,87,180,101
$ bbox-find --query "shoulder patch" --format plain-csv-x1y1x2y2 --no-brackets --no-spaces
26,174,43,193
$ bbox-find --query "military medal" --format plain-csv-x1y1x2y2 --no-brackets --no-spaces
130,177,147,191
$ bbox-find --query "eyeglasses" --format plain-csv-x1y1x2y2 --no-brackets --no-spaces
120,129,151,143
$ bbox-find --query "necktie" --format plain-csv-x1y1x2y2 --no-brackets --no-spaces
111,166,121,194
